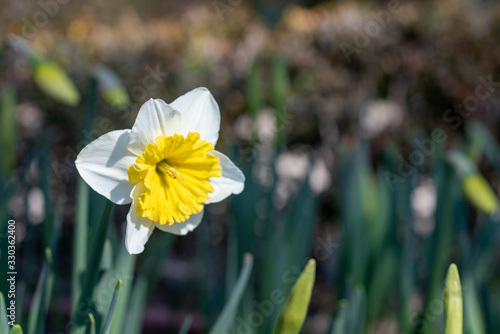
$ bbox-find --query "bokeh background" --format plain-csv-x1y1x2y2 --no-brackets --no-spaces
1,0,500,333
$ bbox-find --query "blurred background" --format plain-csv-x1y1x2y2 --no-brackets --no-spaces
1,0,500,333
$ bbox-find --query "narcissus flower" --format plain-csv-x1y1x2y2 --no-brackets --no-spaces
76,88,245,254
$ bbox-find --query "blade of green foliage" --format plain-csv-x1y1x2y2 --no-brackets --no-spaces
109,245,136,334
340,148,368,286
270,57,289,146
72,75,98,314
330,285,365,334
367,248,397,319
486,286,500,333
288,174,319,272
465,122,487,163
8,325,23,334
101,280,122,334
444,264,462,334
471,216,500,285
178,316,193,334
92,242,125,320
467,121,500,172
44,248,55,313
272,259,316,334
0,86,16,178
463,276,486,334
0,292,9,333
423,159,456,334
366,171,391,257
40,144,52,248
247,63,263,120
72,200,113,331
122,233,175,334
329,300,347,334
258,162,319,334
122,276,148,334
72,177,89,311
209,254,254,334
100,240,113,271
27,248,52,334
89,314,96,334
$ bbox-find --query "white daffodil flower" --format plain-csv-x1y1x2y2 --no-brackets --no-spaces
75,87,245,254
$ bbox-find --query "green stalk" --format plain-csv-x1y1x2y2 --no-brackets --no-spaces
72,177,89,311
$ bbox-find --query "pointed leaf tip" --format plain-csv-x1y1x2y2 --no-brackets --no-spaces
9,325,23,334
89,313,96,334
444,264,463,334
273,258,316,334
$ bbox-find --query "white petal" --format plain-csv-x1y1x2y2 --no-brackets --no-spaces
155,210,204,235
75,130,136,204
126,184,155,254
206,150,245,204
128,99,181,155
170,87,221,145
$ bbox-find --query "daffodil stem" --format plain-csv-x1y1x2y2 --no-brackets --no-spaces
72,177,88,311
82,77,98,137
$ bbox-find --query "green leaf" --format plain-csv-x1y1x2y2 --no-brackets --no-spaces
0,292,9,333
463,276,486,334
101,280,122,334
89,314,96,334
423,159,456,334
208,254,254,334
367,248,397,319
461,174,499,214
329,300,347,334
99,240,113,271
72,177,89,311
122,276,148,334
44,248,55,313
0,86,16,177
123,233,174,334
8,325,23,334
444,264,462,334
109,244,136,334
72,200,113,331
272,259,316,334
270,57,290,146
27,248,53,334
